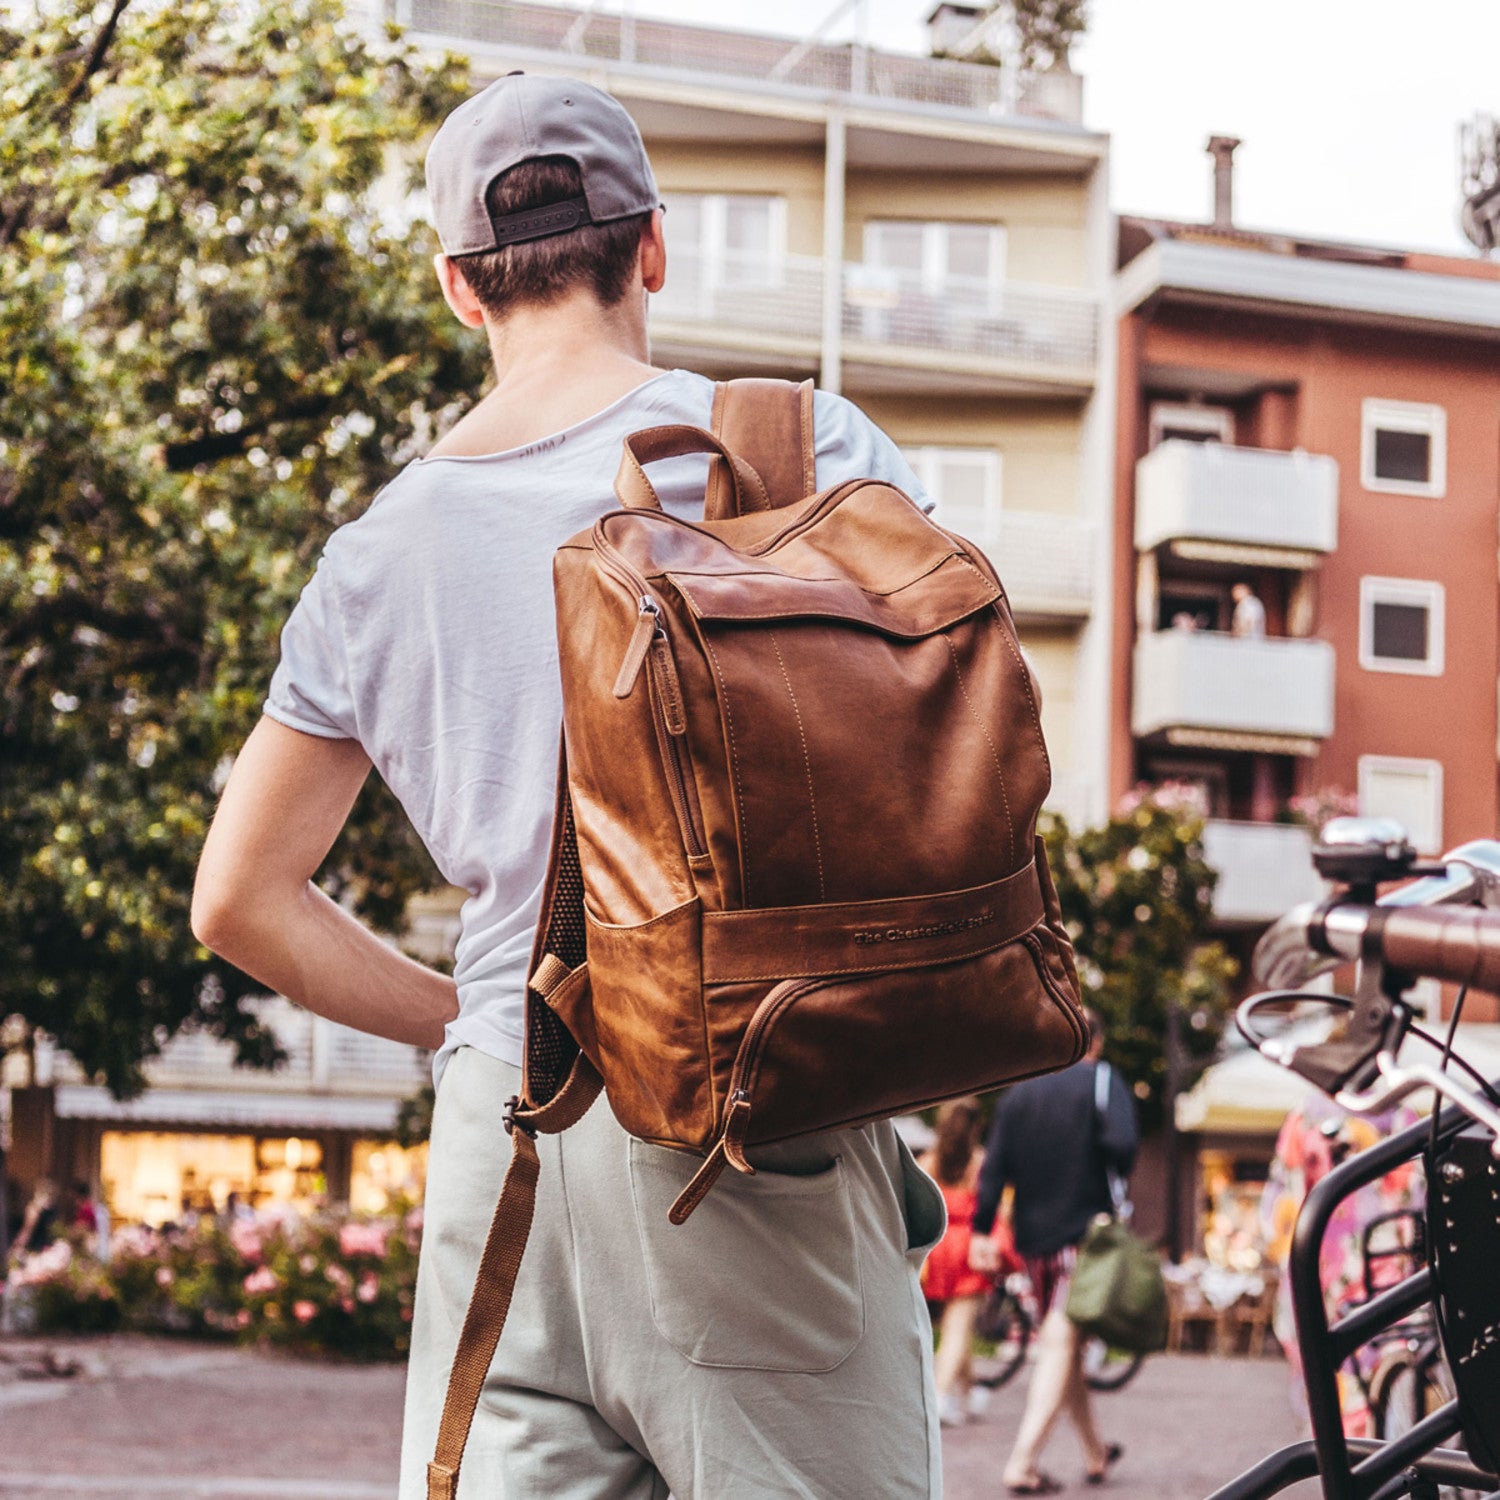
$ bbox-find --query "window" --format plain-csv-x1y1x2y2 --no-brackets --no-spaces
904,447,1001,542
660,193,786,290
1361,399,1446,497
1359,577,1445,675
1148,402,1233,448
864,220,1006,310
1358,755,1444,854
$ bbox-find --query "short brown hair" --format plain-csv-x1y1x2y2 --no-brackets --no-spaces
448,156,650,320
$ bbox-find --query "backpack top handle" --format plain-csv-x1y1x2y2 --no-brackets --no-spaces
613,424,772,516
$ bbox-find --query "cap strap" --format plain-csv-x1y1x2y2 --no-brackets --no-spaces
486,195,593,248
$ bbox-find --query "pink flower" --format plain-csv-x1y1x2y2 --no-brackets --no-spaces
155,1266,174,1287
339,1297,355,1314
243,1266,279,1296
325,1264,353,1293
356,1273,379,1304
298,1253,318,1275
293,1299,317,1324
338,1222,389,1260
228,1223,263,1263
233,1308,252,1329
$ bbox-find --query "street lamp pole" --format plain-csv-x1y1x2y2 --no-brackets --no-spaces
1164,997,1185,1262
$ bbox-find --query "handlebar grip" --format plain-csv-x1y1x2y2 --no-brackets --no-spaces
1381,905,1500,993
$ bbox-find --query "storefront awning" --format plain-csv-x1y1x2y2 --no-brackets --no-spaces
1177,1024,1500,1136
54,1085,401,1134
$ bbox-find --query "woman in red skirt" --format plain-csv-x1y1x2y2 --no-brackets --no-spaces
921,1097,1011,1427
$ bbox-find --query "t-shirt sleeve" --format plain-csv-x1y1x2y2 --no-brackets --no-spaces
811,390,935,514
264,556,359,741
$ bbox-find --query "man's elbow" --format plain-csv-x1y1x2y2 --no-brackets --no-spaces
191,864,263,957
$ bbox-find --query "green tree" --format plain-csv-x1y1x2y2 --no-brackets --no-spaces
933,1,1089,74
1042,786,1237,1130
0,0,484,1094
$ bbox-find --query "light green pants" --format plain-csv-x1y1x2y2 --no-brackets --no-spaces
398,1046,947,1499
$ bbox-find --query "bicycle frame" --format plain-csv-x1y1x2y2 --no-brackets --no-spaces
1208,1100,1497,1500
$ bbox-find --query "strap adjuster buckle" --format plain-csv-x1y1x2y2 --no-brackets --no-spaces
502,1094,536,1138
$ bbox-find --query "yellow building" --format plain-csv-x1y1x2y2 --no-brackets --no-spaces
391,0,1117,827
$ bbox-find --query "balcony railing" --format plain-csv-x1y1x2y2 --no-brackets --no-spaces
1135,441,1339,558
843,264,1097,373
398,0,1085,123
1202,819,1323,925
1132,630,1335,743
650,250,1098,377
983,511,1096,619
651,251,824,347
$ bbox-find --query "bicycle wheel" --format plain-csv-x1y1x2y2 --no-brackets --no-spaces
1081,1336,1145,1392
1369,1344,1455,1442
972,1288,1032,1389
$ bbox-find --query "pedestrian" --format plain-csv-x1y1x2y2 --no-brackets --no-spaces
969,1009,1136,1494
11,1180,58,1260
919,1098,996,1428
1231,581,1266,638
192,72,948,1499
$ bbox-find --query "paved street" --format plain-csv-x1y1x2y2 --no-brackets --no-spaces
0,1336,1311,1499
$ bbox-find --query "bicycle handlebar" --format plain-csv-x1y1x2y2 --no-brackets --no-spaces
1316,901,1500,995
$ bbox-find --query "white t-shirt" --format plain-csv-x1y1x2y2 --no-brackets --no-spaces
264,369,929,1082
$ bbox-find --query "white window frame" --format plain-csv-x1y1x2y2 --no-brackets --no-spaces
1361,398,1447,498
903,446,1002,542
862,220,1007,310
1148,402,1234,448
660,192,787,293
1358,754,1444,855
1359,576,1445,676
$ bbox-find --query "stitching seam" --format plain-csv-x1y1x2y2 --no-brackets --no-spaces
946,633,1015,866
769,632,826,902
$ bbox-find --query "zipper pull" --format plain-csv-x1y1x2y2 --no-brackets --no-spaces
722,1089,754,1176
613,596,660,699
648,632,687,735
667,1091,755,1225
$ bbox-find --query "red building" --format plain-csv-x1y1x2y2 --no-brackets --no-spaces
1112,146,1500,1250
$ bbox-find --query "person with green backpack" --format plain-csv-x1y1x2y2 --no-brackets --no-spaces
970,1009,1138,1494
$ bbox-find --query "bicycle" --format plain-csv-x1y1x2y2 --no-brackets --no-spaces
1211,818,1500,1500
970,1270,1146,1394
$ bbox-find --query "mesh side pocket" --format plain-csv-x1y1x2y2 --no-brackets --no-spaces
525,792,586,1102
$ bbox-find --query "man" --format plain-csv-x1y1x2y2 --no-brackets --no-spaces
193,73,947,1499
1231,581,1266,639
969,1010,1136,1495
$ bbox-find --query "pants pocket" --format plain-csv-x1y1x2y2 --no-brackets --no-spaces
895,1133,947,1270
628,1140,865,1372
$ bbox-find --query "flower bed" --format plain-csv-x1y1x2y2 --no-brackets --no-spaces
3,1206,422,1359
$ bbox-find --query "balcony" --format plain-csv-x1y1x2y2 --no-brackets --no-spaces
398,0,1085,124
982,511,1096,621
649,251,1098,393
1135,441,1339,562
1132,630,1335,747
1202,819,1323,926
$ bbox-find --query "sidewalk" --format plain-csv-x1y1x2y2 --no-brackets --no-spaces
0,1336,1310,1499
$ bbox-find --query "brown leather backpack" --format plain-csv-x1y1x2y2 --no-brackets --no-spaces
427,379,1085,1499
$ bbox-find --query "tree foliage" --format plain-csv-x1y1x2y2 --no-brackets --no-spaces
0,0,485,1093
1042,787,1237,1131
934,1,1089,74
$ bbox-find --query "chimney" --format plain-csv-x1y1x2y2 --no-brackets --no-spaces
1207,135,1241,228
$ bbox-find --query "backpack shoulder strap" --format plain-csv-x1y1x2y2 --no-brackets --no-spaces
705,377,816,520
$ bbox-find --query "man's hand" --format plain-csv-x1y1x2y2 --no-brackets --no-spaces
192,717,458,1050
968,1233,1003,1275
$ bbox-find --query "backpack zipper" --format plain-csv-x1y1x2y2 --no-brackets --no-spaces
667,978,808,1223
647,635,708,861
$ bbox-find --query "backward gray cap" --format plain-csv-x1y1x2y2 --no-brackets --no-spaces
425,73,659,257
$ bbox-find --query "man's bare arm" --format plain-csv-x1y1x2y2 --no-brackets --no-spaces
192,717,458,1050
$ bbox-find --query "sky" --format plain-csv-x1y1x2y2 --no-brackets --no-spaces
582,0,1500,257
